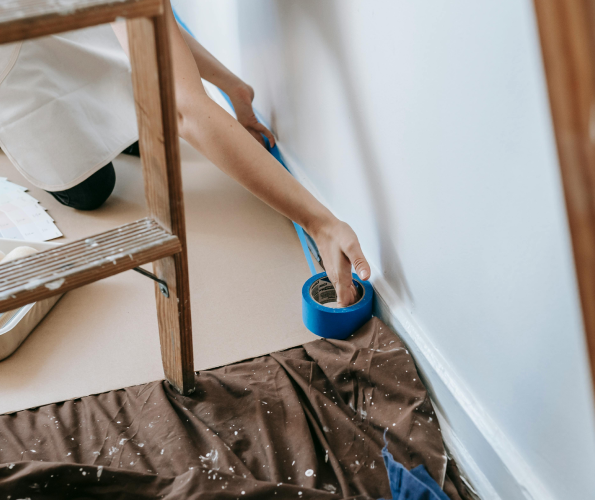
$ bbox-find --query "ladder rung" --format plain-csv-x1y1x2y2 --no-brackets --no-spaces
0,218,180,312
0,0,162,45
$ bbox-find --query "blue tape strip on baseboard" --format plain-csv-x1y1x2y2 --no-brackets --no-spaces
293,223,317,275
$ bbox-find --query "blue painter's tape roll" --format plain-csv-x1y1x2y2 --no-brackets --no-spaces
302,272,374,340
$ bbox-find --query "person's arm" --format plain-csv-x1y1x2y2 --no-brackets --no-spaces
112,5,370,306
177,26,275,148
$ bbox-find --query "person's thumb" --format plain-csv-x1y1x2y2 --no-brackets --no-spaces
343,239,370,281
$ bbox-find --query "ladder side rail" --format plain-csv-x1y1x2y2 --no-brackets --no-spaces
127,7,194,395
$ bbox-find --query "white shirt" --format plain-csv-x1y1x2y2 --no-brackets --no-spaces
0,25,138,191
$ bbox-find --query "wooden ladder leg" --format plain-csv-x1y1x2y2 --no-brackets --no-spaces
126,8,195,394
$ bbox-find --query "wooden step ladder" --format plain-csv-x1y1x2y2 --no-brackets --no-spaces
0,0,195,395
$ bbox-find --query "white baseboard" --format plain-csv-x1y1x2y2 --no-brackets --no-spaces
373,282,554,500
433,405,495,500
279,144,554,500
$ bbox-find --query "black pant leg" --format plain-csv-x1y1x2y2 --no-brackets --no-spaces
47,162,116,211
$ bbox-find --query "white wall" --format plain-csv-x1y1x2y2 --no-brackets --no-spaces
174,1,595,498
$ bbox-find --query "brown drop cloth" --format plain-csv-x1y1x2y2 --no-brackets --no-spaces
0,318,471,499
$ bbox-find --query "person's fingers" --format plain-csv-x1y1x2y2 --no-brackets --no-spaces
253,122,276,148
343,238,371,281
335,255,357,306
336,281,357,307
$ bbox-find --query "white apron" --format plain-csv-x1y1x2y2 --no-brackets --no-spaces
0,25,138,191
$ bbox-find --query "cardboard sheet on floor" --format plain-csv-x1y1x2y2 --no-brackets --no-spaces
0,141,319,414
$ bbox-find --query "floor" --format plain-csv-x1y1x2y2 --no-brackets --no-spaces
0,141,320,415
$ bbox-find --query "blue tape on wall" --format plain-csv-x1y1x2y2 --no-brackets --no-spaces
173,8,373,339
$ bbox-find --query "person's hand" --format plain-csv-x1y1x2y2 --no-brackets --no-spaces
229,83,276,148
311,218,371,307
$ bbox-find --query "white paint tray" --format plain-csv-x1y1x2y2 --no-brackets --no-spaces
0,239,63,361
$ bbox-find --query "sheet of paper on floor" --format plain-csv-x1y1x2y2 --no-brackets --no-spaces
0,141,320,414
0,178,62,241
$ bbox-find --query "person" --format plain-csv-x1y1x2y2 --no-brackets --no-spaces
0,0,370,306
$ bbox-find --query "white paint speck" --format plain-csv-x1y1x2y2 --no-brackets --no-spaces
45,278,64,290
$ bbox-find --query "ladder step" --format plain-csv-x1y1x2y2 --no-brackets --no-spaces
0,218,181,312
0,0,162,45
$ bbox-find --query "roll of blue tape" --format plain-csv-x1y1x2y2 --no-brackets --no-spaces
302,272,374,340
